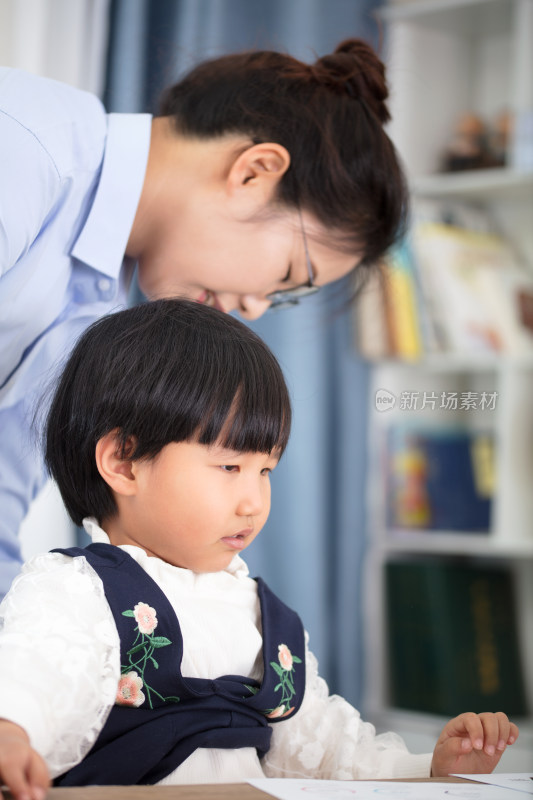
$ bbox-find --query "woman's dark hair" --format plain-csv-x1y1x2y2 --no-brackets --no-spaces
44,299,291,526
160,38,408,272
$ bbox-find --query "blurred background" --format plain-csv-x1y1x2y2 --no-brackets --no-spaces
1,0,532,769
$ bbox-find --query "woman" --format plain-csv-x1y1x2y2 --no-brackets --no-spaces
0,38,407,595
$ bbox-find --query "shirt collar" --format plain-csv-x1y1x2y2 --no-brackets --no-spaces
71,113,152,278
82,517,250,578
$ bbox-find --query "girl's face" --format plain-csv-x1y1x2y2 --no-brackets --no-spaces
135,205,358,321
104,440,278,573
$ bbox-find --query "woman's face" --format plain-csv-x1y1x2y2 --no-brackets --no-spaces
135,204,359,320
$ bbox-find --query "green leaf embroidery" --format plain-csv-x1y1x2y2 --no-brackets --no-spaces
150,636,172,648
263,644,301,718
127,642,147,656
270,661,284,678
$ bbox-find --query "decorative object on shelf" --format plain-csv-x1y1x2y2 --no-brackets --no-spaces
488,110,513,169
385,559,529,718
441,111,513,173
441,113,491,172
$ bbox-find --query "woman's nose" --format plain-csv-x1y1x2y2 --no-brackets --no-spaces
237,294,272,321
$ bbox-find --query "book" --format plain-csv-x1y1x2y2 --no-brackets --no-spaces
383,243,424,361
412,222,533,356
354,244,426,361
354,263,393,360
354,215,533,361
385,427,493,533
385,559,529,718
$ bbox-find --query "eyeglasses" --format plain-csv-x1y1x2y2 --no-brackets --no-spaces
266,209,320,310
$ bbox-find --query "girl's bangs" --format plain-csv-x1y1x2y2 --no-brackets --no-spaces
196,382,291,456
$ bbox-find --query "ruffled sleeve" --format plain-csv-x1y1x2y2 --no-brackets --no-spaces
0,551,120,778
262,634,432,780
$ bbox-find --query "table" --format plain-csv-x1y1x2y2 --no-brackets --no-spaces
11,778,472,800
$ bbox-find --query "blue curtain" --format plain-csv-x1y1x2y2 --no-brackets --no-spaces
104,0,381,711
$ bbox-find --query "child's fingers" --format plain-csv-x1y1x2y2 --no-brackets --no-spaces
1,760,33,800
478,712,503,755
486,712,511,752
27,750,50,799
0,751,48,800
453,713,485,750
508,722,519,745
480,712,519,755
460,712,518,755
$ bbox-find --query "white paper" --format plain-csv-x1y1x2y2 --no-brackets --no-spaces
453,774,533,795
249,777,525,799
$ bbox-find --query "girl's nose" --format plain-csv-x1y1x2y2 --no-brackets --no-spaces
236,482,265,518
237,294,272,321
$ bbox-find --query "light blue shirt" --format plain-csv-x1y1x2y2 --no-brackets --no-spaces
0,67,151,595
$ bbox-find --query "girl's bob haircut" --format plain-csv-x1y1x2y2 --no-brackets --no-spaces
45,298,291,526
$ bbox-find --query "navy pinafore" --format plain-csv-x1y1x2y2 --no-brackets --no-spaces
52,543,306,786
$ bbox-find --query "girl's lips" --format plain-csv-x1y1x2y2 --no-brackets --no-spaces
221,536,247,550
221,528,253,550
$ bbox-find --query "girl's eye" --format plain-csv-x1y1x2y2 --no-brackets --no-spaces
261,467,272,476
220,465,239,472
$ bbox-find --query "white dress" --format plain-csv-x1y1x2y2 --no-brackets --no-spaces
0,518,432,783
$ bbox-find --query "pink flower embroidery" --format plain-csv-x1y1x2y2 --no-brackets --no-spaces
266,705,286,719
116,671,145,707
134,602,158,634
278,644,293,671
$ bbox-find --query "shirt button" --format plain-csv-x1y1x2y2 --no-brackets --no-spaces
98,278,112,293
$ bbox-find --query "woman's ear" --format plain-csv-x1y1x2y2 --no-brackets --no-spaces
226,142,291,212
95,431,137,497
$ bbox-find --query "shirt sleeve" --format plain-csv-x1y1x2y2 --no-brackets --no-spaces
0,109,61,278
0,396,50,595
0,551,120,778
262,634,432,780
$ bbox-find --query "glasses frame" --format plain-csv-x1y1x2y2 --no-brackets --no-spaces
266,208,320,310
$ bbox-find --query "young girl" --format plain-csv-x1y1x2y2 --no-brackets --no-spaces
1,36,407,597
0,300,518,798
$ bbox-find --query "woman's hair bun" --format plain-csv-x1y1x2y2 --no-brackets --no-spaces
312,38,390,123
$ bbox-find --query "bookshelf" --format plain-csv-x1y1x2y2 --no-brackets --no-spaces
362,0,533,770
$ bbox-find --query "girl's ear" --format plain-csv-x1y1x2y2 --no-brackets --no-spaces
95,431,137,497
226,142,291,213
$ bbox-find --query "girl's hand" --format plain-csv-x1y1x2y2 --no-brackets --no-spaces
0,719,50,800
431,712,519,776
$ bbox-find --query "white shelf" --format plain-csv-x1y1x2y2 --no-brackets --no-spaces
374,353,533,373
412,168,533,199
381,532,533,558
381,0,515,38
